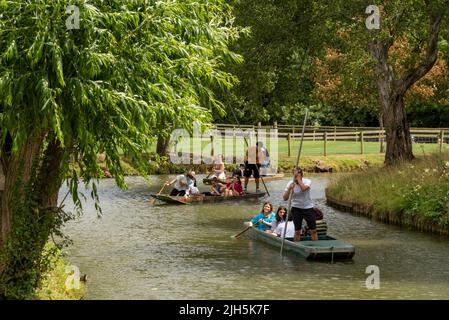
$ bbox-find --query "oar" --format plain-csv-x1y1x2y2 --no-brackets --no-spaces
150,183,167,205
231,225,252,239
281,109,308,256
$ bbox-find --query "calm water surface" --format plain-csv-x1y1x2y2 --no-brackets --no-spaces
61,175,449,299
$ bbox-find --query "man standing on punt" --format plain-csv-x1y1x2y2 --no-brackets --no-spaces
282,166,318,242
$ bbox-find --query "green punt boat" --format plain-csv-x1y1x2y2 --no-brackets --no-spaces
151,192,266,205
203,173,284,185
243,222,355,260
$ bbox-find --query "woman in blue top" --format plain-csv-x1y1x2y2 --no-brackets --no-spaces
250,202,275,232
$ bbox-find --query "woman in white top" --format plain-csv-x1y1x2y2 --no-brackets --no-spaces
268,206,288,233
211,154,226,180
282,166,317,241
275,215,296,241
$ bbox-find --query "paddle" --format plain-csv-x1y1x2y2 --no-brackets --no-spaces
231,225,252,239
280,109,309,256
150,183,167,205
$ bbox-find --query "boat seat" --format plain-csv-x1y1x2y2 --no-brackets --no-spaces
303,219,327,236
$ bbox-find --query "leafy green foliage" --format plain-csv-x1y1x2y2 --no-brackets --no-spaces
0,0,240,192
214,0,335,125
0,0,240,298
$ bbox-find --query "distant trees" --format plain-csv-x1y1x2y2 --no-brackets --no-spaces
222,0,449,165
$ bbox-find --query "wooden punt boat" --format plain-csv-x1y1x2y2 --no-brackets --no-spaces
203,173,285,185
151,192,266,205
243,222,355,260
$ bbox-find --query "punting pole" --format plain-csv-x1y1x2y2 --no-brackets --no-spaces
280,109,308,256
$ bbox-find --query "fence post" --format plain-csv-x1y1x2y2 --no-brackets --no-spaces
440,130,444,153
379,128,385,153
292,126,295,135
313,129,316,141
288,133,291,157
324,132,328,157
274,121,278,130
360,132,364,154
334,126,337,142
355,127,359,142
210,135,214,157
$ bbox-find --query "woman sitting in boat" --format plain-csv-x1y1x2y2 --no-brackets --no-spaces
211,178,225,196
209,154,226,181
267,206,288,234
186,171,200,196
274,211,295,241
249,202,275,231
224,175,244,196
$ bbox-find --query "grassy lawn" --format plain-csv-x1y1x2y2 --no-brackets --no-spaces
168,137,448,157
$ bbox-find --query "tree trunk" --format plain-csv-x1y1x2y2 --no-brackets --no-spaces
0,133,46,277
156,135,170,157
36,140,64,209
383,95,414,165
0,133,45,249
369,7,442,166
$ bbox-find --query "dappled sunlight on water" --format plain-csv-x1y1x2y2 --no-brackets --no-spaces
61,175,449,299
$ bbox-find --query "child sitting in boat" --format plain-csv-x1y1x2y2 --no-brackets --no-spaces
249,202,275,231
224,175,244,196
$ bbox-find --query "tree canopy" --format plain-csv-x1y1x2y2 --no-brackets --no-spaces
0,0,240,298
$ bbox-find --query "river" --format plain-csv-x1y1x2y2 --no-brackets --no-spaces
61,175,449,299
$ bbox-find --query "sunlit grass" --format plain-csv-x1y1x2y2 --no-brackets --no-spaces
326,152,449,234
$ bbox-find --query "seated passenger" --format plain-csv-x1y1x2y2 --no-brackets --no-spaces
232,164,245,178
224,175,244,196
249,202,275,231
186,171,200,196
267,206,288,234
275,213,295,241
210,154,226,181
211,179,225,196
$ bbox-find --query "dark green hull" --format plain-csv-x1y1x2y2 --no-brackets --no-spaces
243,222,355,260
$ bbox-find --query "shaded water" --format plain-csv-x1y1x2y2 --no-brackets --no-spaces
61,175,449,299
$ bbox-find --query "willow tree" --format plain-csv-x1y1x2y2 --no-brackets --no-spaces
0,0,239,298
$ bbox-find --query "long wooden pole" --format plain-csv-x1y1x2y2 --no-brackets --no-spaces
231,225,252,239
150,183,167,205
280,109,308,256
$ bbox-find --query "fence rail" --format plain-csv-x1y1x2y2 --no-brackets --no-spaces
208,124,448,156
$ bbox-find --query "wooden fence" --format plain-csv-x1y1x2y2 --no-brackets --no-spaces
211,124,448,156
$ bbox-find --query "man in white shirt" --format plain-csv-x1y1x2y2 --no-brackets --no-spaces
166,174,189,196
282,167,318,241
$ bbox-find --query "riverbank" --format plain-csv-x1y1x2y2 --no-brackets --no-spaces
35,244,86,300
94,153,385,177
326,152,449,236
